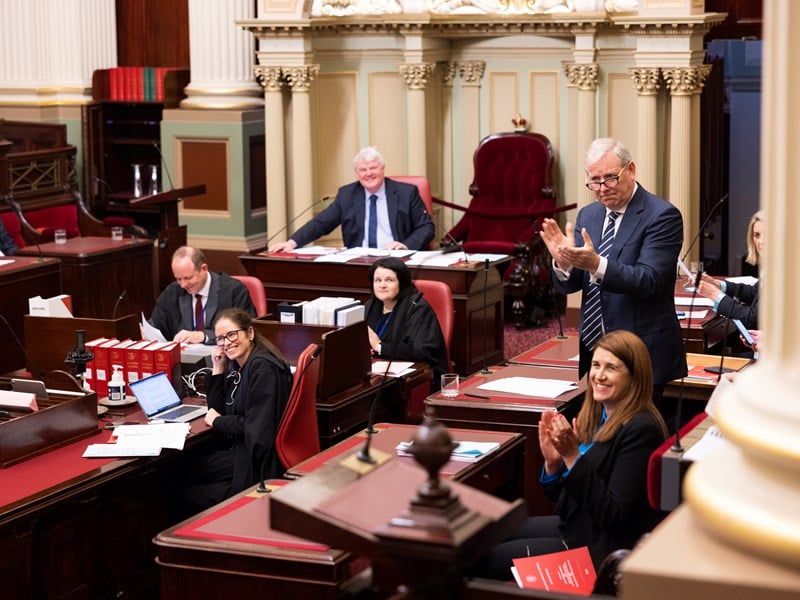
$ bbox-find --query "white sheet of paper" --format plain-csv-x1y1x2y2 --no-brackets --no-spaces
704,371,733,419
141,312,167,342
371,360,415,376
405,251,463,266
83,444,162,458
725,275,758,285
0,259,13,266
677,310,708,320
677,258,692,278
112,422,191,450
476,377,577,399
290,245,342,255
465,253,508,263
674,296,714,307
683,425,731,462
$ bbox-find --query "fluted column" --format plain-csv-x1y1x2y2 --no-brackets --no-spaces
0,0,115,104
284,65,320,229
440,61,457,233
663,65,711,260
456,60,485,218
684,0,800,572
399,62,435,176
564,63,598,208
182,0,262,109
254,66,287,243
629,67,662,192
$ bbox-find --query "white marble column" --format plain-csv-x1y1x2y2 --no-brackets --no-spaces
440,61,457,233
0,0,115,104
182,0,263,109
684,0,800,571
254,66,287,243
663,66,710,260
456,61,485,218
399,62,435,177
629,67,662,192
564,63,598,209
284,65,319,228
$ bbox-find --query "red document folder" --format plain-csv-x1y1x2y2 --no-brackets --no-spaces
512,546,596,595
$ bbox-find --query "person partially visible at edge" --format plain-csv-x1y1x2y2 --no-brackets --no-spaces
147,245,255,344
473,330,669,578
364,257,449,387
693,210,763,330
539,137,686,402
0,219,18,256
268,146,434,252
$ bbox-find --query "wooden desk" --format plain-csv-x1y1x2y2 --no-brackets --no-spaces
16,236,155,318
0,256,61,374
664,352,752,403
241,253,510,376
288,422,525,501
425,364,586,516
0,405,210,598
674,280,729,353
154,481,363,599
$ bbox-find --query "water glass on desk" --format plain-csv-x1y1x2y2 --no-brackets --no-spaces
441,373,460,397
54,229,67,245
111,226,124,241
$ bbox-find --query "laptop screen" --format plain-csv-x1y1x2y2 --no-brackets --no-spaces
129,371,181,417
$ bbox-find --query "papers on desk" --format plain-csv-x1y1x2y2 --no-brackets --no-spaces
0,259,13,267
682,425,731,462
674,296,714,307
313,247,415,263
465,252,507,263
477,377,578,399
82,422,191,458
141,312,167,342
371,360,415,377
405,250,465,267
726,275,758,285
396,440,500,462
677,310,708,320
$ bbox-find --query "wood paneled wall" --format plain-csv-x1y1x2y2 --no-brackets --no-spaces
115,0,190,68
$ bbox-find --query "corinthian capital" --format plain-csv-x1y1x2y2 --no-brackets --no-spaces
440,61,458,88
629,67,662,95
564,63,599,91
283,65,320,92
254,66,283,92
662,65,712,96
399,63,436,90
458,61,486,87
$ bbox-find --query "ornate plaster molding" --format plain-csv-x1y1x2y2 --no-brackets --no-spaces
399,62,437,90
283,65,321,92
629,67,662,95
662,64,711,96
564,62,598,90
458,60,486,87
254,66,285,91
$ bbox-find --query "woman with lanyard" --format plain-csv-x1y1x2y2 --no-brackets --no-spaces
365,257,448,388
176,307,292,515
475,329,669,576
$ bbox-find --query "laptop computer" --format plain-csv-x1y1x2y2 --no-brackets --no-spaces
129,371,207,423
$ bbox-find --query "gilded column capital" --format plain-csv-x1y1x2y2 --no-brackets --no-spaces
399,62,436,90
440,61,458,88
283,65,320,92
629,67,662,95
458,61,486,88
564,63,598,91
662,65,712,96
254,66,284,92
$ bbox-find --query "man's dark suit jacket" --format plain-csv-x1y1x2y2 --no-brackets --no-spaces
719,280,759,329
289,178,434,250
148,272,255,344
553,185,687,385
543,411,667,568
0,220,18,255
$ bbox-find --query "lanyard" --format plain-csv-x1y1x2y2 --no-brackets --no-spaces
376,311,393,338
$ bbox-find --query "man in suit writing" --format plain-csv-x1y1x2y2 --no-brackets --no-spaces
269,146,434,252
539,138,686,398
147,246,255,344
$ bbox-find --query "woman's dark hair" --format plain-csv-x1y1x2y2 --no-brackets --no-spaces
213,307,287,364
368,257,417,301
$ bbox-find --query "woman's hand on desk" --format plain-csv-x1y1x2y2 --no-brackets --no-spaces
205,408,220,427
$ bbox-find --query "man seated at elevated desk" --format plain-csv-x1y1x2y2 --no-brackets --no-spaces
146,246,255,344
268,146,434,252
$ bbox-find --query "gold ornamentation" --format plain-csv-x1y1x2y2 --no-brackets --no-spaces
512,113,529,132
399,63,436,90
564,62,599,91
629,67,662,95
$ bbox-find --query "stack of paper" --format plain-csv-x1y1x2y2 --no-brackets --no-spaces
395,440,499,462
83,422,191,458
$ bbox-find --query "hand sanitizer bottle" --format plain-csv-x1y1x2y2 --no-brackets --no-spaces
108,364,126,403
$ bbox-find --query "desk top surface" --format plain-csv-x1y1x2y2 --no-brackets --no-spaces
0,255,60,274
16,236,151,257
243,251,511,273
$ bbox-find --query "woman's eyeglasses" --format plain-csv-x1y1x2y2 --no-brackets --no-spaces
215,329,244,345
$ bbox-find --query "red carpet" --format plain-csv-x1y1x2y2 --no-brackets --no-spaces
504,318,578,360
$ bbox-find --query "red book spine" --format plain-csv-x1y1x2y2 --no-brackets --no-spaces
84,337,109,394
125,340,150,384
95,339,120,398
139,342,159,380
134,67,144,101
154,342,181,382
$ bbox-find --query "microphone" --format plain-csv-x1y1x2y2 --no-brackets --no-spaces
671,267,704,452
680,194,728,264
257,344,322,492
554,289,567,340
32,238,44,262
111,290,127,320
480,258,492,375
357,291,423,464
265,196,333,251
440,231,469,263
150,142,174,192
65,329,94,387
0,314,44,379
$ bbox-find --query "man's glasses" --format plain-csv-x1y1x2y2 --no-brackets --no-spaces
215,329,244,346
585,165,627,192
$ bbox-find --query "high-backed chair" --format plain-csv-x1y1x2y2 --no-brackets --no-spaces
413,279,454,371
387,175,434,249
232,275,268,317
275,343,321,470
0,210,26,250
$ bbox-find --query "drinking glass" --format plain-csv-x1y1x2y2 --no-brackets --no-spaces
441,373,460,397
111,226,124,241
54,229,67,244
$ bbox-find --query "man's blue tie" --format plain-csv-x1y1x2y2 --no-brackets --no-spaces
581,211,619,351
368,194,378,248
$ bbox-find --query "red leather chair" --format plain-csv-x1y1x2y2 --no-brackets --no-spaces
413,279,454,371
387,175,434,249
0,210,26,250
232,275,267,317
275,343,321,470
